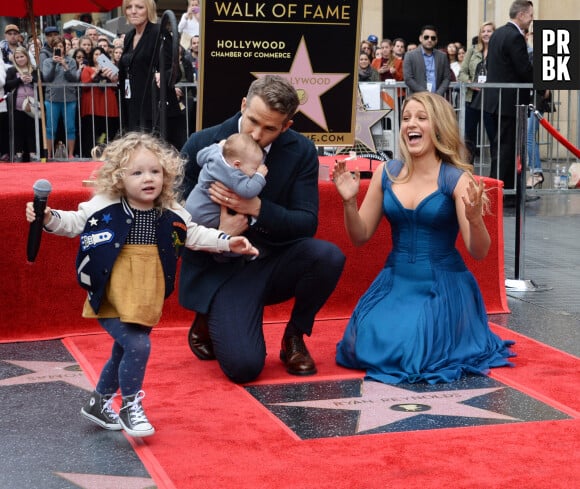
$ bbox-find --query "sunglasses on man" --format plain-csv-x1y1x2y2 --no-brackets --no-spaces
423,35,437,41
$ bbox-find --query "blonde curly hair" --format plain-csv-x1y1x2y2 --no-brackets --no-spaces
91,132,185,210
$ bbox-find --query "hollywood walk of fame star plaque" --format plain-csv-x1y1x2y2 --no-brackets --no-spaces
245,377,571,440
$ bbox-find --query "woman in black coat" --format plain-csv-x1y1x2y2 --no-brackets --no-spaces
105,0,182,146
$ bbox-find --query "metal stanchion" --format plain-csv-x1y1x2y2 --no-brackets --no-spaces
504,104,551,292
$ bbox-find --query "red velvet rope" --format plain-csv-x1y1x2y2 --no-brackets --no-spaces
535,110,580,158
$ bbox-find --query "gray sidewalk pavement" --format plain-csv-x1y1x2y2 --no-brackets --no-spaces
495,190,580,357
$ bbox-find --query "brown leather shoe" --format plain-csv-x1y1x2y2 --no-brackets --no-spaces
280,335,317,376
188,314,216,360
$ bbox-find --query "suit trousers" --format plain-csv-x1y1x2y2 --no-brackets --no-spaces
488,114,517,191
464,104,496,165
204,237,345,383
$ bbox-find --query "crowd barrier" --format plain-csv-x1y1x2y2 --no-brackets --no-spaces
7,81,579,193
359,81,579,191
5,81,197,161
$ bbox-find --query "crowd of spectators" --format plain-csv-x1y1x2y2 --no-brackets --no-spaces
0,0,539,182
358,30,467,87
0,16,199,162
358,0,538,188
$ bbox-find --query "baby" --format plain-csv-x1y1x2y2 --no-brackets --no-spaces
187,132,267,229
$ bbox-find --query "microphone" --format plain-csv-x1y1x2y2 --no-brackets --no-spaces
27,179,52,263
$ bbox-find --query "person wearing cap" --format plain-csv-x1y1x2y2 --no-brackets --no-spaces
367,34,378,49
44,26,60,37
40,26,60,67
1,24,22,66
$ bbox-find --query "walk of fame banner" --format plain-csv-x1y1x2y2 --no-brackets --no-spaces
197,0,361,146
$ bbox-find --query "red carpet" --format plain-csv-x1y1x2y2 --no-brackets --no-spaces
1,162,507,343
64,321,579,489
4,161,572,487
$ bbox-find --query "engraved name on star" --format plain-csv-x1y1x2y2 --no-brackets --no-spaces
271,380,519,433
252,37,349,131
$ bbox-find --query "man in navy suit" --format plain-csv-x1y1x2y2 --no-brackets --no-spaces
179,75,345,383
403,25,450,97
483,0,534,191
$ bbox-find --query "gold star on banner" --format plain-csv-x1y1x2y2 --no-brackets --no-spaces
271,380,518,434
252,37,349,131
0,360,93,391
355,92,389,153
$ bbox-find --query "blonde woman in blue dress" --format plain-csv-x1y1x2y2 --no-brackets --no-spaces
333,92,515,384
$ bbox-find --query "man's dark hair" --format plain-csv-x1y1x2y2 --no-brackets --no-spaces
246,75,299,120
420,25,438,36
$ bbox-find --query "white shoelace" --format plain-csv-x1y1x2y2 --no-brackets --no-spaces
125,390,149,425
102,393,119,420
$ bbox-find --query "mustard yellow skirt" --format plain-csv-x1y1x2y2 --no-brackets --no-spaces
83,245,165,327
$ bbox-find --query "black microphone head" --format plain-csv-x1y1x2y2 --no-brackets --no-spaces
33,179,52,199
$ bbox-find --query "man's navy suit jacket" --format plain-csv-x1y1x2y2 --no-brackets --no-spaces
178,112,320,313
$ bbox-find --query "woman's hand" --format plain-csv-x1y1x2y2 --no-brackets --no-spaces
458,176,490,260
333,159,360,203
461,178,485,221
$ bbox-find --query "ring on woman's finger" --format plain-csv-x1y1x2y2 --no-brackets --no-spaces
226,197,230,202
470,202,476,207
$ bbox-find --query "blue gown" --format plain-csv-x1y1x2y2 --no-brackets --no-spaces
336,160,515,384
